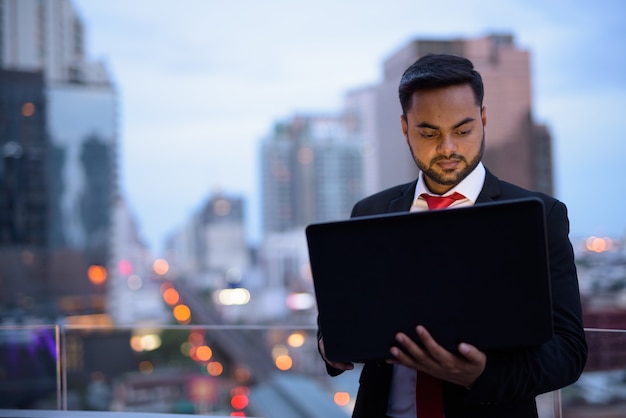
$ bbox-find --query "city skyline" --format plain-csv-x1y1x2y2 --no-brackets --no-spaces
73,0,626,253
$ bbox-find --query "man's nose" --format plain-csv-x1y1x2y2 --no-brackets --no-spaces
437,134,457,156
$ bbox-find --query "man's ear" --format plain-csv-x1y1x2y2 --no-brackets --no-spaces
400,114,409,142
481,105,487,127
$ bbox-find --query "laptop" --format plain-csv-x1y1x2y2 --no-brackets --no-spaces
306,197,553,363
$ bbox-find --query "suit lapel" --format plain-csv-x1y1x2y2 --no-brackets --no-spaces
388,181,417,213
475,169,502,204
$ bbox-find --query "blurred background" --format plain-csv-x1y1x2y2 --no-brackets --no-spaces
1,0,626,416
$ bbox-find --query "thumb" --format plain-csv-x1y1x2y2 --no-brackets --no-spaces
458,342,485,363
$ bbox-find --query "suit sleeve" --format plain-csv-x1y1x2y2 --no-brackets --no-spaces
463,199,588,403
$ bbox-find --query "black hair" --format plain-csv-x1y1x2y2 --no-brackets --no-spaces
398,53,484,115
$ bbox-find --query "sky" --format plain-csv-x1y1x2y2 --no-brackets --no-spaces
72,0,626,254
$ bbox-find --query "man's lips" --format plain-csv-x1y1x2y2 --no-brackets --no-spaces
436,159,461,170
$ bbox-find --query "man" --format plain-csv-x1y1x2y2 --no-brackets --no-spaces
318,54,587,417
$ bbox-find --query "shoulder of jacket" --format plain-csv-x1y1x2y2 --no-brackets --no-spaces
359,182,415,203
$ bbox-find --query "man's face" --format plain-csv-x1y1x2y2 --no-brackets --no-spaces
401,84,486,195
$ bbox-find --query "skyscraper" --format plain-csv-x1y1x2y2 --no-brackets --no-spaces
165,192,251,291
260,114,364,235
0,0,118,320
0,69,50,314
349,34,553,196
0,70,47,248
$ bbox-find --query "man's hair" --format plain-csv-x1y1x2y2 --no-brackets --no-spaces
398,53,484,115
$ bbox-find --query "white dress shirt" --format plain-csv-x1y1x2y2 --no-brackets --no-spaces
386,163,486,418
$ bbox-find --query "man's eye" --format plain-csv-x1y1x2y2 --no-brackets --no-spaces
420,131,438,138
456,129,471,136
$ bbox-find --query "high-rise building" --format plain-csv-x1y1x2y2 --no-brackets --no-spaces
258,115,365,323
0,70,48,247
349,34,553,196
166,192,251,291
200,193,249,284
0,69,51,314
0,0,109,84
260,114,364,235
0,0,118,321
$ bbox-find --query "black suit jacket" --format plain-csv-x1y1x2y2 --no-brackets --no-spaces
322,169,587,418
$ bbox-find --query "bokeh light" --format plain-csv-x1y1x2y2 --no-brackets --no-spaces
286,292,315,310
233,367,251,383
163,288,180,305
139,361,154,374
207,361,223,376
585,236,613,253
287,331,306,348
173,304,191,323
87,265,107,285
275,354,293,371
153,258,169,275
195,345,213,362
127,274,142,290
230,386,250,410
334,391,351,406
141,334,162,351
188,330,205,346
130,333,162,352
130,335,143,352
272,344,288,359
180,341,193,356
21,102,35,116
117,259,133,276
216,288,250,305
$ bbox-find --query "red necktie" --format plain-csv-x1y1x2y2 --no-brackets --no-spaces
415,371,445,418
420,191,465,210
414,192,465,417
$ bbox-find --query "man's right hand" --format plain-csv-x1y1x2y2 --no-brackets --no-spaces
319,337,354,370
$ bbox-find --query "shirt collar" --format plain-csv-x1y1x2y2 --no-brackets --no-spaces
414,162,486,204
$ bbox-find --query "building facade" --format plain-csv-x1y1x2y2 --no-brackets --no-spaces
260,114,364,235
258,114,365,323
166,193,251,291
0,69,51,315
0,0,118,321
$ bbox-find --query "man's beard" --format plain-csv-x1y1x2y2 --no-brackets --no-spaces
411,133,485,187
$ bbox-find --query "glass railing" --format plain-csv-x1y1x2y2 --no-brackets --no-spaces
1,325,625,417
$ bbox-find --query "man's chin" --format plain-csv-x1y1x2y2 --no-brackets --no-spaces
432,171,463,186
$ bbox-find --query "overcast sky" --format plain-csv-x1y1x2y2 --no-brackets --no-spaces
73,0,626,254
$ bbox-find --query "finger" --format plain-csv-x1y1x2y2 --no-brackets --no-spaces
328,360,355,370
458,342,486,365
389,332,430,369
416,325,447,357
388,344,417,368
319,338,354,370
395,332,426,358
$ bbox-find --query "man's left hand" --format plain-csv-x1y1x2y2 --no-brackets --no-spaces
387,325,486,389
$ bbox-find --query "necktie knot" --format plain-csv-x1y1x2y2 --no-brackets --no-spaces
420,191,466,210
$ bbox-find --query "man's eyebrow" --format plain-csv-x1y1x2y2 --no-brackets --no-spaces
416,121,439,130
415,117,476,130
453,117,475,129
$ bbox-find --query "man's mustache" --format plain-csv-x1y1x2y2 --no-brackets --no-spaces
431,154,466,164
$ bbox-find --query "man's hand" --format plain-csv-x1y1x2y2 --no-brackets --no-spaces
319,337,354,371
387,325,486,388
